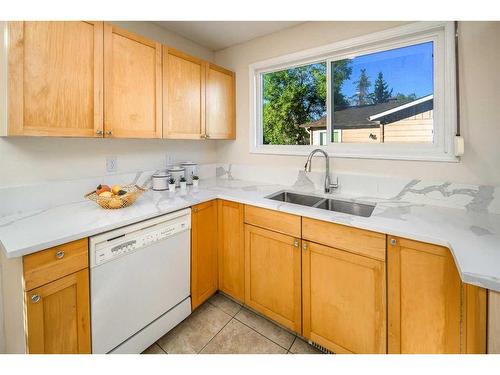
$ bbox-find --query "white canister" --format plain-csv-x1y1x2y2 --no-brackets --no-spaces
167,166,185,187
181,162,198,184
151,171,170,191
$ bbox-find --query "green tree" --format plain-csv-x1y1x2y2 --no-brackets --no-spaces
351,68,371,106
262,63,326,145
331,59,352,108
394,92,417,102
372,72,392,103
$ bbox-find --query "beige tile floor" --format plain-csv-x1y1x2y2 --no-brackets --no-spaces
142,292,323,354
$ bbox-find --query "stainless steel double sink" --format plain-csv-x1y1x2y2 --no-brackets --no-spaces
266,191,375,218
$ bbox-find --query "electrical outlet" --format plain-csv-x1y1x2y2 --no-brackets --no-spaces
106,155,117,172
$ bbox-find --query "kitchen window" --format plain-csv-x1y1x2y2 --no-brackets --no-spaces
250,22,457,161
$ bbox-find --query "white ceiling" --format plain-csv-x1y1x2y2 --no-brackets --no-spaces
155,21,303,51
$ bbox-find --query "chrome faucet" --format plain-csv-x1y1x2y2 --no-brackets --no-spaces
304,149,339,193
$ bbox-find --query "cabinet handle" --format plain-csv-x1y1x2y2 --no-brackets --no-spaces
200,134,207,139
390,238,397,246
96,129,103,135
205,134,210,139
105,130,113,136
302,242,308,251
31,294,41,303
55,250,65,259
294,239,299,247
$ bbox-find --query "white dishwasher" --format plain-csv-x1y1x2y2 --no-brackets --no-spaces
89,208,192,354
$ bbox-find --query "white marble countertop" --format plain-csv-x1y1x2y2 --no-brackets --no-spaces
1,177,500,292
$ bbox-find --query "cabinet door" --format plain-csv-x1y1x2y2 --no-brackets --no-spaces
104,24,162,138
388,237,462,353
163,48,206,139
462,284,487,353
8,21,103,137
302,241,386,354
244,224,301,333
191,200,218,310
25,269,91,354
217,200,244,302
206,64,235,139
489,290,500,353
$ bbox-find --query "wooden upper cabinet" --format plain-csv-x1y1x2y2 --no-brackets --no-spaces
388,237,461,353
206,64,235,139
163,48,206,139
244,224,302,333
25,268,91,354
104,24,162,138
217,200,245,302
7,21,103,137
191,200,218,310
5,22,236,140
302,240,386,354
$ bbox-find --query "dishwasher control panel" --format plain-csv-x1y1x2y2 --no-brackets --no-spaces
91,211,191,267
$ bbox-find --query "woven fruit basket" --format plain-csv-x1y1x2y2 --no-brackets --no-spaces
85,185,146,209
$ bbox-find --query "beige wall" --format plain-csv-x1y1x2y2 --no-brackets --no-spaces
0,138,217,187
2,22,499,187
214,21,500,186
0,22,216,188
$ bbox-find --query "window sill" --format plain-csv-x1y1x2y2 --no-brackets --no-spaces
250,145,459,162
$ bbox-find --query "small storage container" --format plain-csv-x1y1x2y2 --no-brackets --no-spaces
152,171,171,191
167,166,185,187
181,162,198,184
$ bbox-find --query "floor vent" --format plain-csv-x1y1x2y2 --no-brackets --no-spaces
309,340,334,354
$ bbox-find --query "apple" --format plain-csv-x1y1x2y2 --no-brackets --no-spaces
96,184,111,195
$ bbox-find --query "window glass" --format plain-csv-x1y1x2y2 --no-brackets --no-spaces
331,42,434,144
262,62,326,145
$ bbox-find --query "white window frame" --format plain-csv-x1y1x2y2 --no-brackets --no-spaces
249,21,458,162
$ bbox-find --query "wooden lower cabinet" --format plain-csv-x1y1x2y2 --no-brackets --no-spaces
388,236,487,353
489,290,500,353
302,240,386,354
244,224,302,333
463,284,488,353
25,269,91,354
217,200,245,302
191,200,218,310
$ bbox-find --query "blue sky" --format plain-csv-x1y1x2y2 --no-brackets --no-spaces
337,42,434,100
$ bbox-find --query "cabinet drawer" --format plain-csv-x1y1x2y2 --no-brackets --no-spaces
302,217,385,261
244,205,301,238
23,238,89,291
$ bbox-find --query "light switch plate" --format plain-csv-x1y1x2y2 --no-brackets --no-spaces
165,154,174,168
106,155,118,172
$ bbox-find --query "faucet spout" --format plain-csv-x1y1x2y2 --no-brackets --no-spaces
304,149,339,193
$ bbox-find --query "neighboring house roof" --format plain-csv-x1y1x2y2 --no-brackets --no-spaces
300,95,433,130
